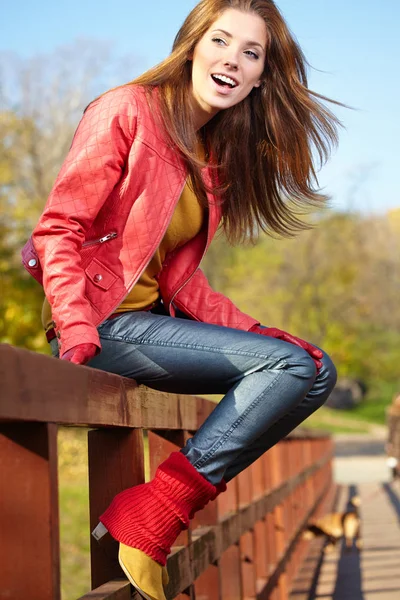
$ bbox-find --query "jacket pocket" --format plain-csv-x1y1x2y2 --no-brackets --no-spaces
85,258,118,291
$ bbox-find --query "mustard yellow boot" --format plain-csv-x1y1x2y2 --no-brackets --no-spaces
118,543,169,600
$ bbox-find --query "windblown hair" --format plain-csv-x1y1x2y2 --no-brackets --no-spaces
126,0,342,243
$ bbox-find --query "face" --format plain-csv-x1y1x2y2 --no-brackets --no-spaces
190,8,267,128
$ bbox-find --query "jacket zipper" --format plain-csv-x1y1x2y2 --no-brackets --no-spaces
168,229,209,315
99,178,187,323
82,232,118,247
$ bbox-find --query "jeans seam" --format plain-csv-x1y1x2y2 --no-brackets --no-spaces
192,369,285,469
98,333,289,364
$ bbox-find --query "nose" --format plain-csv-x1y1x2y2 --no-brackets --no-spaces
224,47,239,71
224,58,238,71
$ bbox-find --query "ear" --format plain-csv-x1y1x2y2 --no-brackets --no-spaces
253,78,263,88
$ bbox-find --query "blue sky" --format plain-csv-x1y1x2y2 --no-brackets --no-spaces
2,0,399,213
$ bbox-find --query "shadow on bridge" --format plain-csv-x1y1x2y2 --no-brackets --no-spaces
290,482,400,600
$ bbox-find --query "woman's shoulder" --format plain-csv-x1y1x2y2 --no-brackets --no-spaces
88,84,149,112
88,85,163,131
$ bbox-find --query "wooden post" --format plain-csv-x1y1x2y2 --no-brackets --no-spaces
270,445,288,600
148,429,196,600
0,422,60,600
88,428,145,589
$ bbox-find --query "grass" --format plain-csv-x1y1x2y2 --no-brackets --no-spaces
301,379,399,433
303,408,371,434
58,427,150,600
58,427,91,600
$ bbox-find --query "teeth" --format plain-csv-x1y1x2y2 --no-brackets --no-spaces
212,74,237,87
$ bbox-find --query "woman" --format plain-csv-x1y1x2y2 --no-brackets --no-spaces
22,1,339,598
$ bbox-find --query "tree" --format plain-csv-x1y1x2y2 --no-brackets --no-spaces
202,209,400,386
0,40,136,351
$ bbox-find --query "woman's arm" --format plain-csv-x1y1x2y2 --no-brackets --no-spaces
31,87,138,357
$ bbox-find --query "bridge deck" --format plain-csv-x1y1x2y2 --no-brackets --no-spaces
290,481,400,600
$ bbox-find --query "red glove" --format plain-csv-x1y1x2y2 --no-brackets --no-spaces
249,325,323,371
60,343,98,365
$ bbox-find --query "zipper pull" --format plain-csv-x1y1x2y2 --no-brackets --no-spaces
99,232,117,243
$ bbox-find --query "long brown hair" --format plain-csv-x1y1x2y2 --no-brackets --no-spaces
124,0,343,243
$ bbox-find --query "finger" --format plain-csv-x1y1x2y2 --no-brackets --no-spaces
70,355,83,365
302,343,323,359
70,350,87,365
282,333,304,349
311,348,323,359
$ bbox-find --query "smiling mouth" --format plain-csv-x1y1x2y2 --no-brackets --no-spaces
211,74,238,89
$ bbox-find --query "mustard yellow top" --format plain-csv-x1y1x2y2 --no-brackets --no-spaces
41,181,205,331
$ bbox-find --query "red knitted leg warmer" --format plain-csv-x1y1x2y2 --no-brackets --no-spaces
99,451,225,566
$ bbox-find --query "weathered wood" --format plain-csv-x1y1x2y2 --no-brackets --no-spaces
194,563,220,600
163,448,332,597
88,428,145,589
220,544,243,600
163,546,192,599
0,422,60,600
0,343,335,600
288,483,339,600
77,579,131,599
0,344,197,429
257,466,332,599
240,530,256,599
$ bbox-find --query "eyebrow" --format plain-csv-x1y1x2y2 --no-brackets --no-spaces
211,29,265,52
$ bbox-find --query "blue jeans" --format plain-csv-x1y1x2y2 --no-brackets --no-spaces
50,309,336,485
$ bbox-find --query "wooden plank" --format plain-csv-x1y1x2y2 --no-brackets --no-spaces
240,530,256,599
0,422,60,600
0,344,199,429
163,546,192,599
77,579,131,600
254,519,269,581
192,449,333,560
166,449,333,596
257,474,333,599
288,484,339,600
194,563,220,600
88,428,145,589
195,396,218,430
190,525,222,581
271,446,288,600
0,346,333,439
220,544,243,600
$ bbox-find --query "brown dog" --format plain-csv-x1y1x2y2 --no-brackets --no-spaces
303,496,362,552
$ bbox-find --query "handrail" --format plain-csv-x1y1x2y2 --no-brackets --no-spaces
0,343,334,600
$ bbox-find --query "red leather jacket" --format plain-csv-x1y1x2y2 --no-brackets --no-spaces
21,86,258,357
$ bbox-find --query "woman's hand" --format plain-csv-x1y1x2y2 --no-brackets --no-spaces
249,325,323,371
60,343,98,365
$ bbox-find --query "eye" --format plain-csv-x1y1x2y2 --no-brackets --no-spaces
211,37,226,46
245,50,259,60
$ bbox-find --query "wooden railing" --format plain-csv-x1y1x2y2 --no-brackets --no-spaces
0,343,334,600
387,393,400,479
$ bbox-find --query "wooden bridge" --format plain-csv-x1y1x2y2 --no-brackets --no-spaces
1,343,399,600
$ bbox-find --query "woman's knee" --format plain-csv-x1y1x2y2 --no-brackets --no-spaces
304,349,337,411
318,350,338,394
284,345,318,384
